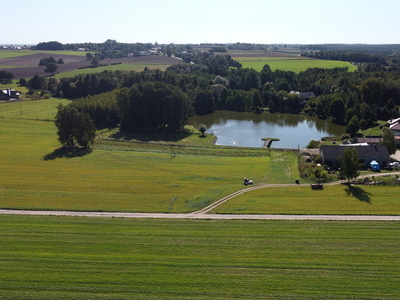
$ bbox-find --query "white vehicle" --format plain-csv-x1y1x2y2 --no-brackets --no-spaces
243,178,253,185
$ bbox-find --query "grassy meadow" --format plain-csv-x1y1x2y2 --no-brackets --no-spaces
212,185,400,215
53,63,172,80
236,57,358,73
1,215,399,299
0,99,299,213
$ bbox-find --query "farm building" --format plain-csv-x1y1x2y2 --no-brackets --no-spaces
319,145,390,168
290,91,316,99
0,89,20,101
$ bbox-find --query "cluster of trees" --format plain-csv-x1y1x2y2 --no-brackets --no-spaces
302,51,388,64
300,44,400,55
26,63,400,119
117,82,192,131
38,57,64,66
38,57,64,76
26,55,400,130
34,41,64,50
0,70,14,84
55,104,96,148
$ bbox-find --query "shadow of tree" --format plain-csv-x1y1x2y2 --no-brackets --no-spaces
344,185,372,204
43,147,93,161
109,130,193,143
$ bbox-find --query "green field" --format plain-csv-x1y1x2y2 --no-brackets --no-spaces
212,185,400,215
0,50,36,59
1,215,399,299
0,98,70,120
0,99,299,213
53,63,171,80
236,57,358,73
0,49,91,58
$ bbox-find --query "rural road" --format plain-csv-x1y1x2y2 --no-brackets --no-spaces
1,171,400,221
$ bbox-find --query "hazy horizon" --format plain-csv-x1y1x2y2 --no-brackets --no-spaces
3,0,400,45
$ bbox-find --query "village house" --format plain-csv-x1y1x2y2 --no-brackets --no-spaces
319,145,390,168
0,89,20,101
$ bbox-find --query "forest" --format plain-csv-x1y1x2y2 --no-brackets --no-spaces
18,44,400,136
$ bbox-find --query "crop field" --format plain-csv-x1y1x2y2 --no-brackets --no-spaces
212,185,400,215
0,50,180,79
1,215,399,299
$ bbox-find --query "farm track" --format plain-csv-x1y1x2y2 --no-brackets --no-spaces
2,171,400,220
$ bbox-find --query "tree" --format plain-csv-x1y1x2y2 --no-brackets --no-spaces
198,124,207,137
55,104,96,148
91,57,99,67
381,127,397,155
338,147,360,181
346,115,360,138
251,89,262,110
193,90,214,115
45,62,58,75
329,98,345,123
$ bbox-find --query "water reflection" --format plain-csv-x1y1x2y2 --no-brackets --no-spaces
188,111,345,149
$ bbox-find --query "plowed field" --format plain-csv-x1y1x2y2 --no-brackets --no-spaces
0,54,181,78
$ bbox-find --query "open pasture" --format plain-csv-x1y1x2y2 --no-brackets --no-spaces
0,98,70,120
1,215,399,299
212,184,400,215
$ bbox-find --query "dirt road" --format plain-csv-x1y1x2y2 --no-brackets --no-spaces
1,171,400,220
0,209,399,220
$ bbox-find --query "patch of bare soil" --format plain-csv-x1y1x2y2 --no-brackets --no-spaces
1,55,181,79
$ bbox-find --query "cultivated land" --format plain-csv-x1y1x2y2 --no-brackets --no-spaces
228,50,358,73
0,50,181,79
1,215,399,299
1,72,400,298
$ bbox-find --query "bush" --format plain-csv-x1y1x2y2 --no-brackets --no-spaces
306,140,320,149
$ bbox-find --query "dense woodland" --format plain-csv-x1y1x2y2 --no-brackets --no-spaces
17,42,400,133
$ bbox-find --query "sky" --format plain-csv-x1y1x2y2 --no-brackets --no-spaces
5,0,400,45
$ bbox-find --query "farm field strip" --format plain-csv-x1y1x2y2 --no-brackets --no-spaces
236,57,357,72
53,63,171,79
1,215,399,299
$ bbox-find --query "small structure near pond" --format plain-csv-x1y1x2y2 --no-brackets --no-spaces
320,145,390,169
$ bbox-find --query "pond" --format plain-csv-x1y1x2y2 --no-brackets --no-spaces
188,111,346,149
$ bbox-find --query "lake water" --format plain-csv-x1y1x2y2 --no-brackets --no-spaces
188,111,345,149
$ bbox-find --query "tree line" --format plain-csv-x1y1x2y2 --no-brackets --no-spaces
302,50,388,65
